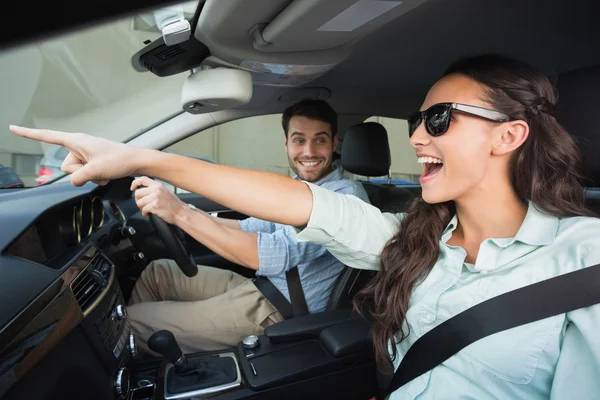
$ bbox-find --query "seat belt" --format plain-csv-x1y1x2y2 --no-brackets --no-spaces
286,266,309,317
383,262,600,397
253,276,295,319
253,266,309,319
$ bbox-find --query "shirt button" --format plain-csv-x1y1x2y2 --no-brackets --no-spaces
481,270,489,275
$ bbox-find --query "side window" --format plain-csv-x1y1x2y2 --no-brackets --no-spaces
11,153,43,185
164,114,294,192
363,116,420,184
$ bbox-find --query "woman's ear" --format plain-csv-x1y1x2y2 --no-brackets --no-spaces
491,120,529,156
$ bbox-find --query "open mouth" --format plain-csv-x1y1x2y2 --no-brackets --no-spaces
418,156,443,182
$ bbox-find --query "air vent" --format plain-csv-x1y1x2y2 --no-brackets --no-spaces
72,269,102,311
90,254,112,285
71,254,113,313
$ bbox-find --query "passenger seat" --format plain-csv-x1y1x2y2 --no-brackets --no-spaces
341,122,420,213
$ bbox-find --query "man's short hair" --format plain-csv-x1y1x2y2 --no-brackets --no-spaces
281,99,338,138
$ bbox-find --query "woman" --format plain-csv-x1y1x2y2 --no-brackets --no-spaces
11,54,600,399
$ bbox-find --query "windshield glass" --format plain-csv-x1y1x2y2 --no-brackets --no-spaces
0,0,198,187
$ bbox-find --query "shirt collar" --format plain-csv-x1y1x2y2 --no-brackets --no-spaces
293,167,343,187
441,214,458,244
441,201,559,247
502,201,559,246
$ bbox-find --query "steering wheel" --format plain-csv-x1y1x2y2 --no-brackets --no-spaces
149,213,198,277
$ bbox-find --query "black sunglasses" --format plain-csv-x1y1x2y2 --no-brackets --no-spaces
408,102,512,137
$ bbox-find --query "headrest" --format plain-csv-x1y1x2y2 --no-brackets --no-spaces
555,65,600,186
341,122,391,177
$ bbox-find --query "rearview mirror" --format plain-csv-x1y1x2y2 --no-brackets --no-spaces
181,67,253,114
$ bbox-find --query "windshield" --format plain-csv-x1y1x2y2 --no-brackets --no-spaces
0,0,199,187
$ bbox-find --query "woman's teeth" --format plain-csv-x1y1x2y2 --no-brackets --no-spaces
417,157,443,164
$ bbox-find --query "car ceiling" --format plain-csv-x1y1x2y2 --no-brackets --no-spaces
3,0,600,121
188,0,599,119
2,0,599,184
311,0,600,118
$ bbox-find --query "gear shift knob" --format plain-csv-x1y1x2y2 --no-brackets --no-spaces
148,330,188,373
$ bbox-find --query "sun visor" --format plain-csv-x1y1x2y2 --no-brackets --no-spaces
181,68,253,114
252,0,426,52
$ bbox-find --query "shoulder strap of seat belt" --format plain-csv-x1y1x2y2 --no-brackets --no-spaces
286,266,309,317
384,262,600,396
252,276,295,319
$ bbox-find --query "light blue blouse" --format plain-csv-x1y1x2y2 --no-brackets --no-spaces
296,182,600,399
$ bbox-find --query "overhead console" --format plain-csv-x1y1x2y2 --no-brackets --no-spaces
128,0,434,118
132,0,431,88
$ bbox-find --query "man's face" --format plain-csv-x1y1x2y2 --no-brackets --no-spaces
284,116,337,183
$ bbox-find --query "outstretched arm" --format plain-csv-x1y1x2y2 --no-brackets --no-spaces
140,155,313,227
10,126,313,227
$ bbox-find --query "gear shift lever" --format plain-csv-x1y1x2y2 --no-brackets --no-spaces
148,330,238,396
148,330,189,373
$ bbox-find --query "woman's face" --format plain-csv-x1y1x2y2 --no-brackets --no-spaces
410,74,514,205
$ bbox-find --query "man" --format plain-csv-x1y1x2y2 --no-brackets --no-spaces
126,99,370,355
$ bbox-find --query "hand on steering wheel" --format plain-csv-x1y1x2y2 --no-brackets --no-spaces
132,177,198,277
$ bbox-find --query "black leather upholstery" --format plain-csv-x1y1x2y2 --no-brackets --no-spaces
326,267,377,310
555,65,600,188
361,183,421,213
340,122,422,211
585,188,600,216
341,122,391,177
554,65,600,216
265,309,353,343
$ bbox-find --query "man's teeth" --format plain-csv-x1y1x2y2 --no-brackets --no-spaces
300,161,320,166
417,157,443,164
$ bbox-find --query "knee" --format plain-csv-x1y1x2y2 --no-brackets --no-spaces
139,259,174,281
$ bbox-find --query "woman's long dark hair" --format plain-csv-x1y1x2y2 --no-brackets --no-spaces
354,54,594,372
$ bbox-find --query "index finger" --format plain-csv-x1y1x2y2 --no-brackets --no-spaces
9,125,76,148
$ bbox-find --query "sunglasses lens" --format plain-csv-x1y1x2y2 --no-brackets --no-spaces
408,113,422,138
424,104,451,136
408,104,452,137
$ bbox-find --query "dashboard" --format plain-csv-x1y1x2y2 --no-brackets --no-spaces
5,195,126,268
0,178,138,327
0,176,237,400
0,178,142,400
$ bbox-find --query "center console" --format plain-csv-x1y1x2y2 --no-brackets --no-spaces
54,247,378,400
127,309,378,400
70,247,138,399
